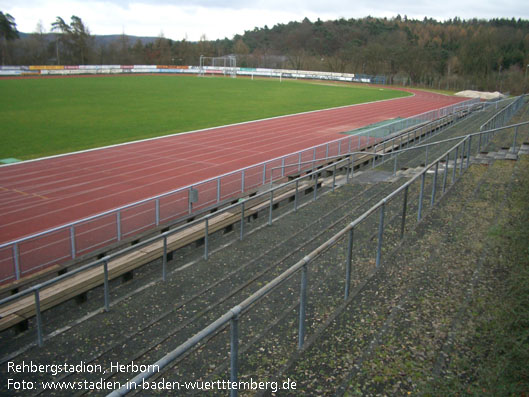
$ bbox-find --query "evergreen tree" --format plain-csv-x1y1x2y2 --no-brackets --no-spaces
0,11,19,65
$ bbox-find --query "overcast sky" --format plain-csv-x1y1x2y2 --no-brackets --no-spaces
1,0,527,41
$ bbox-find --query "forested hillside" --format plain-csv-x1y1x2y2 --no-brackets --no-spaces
236,16,529,93
2,13,529,94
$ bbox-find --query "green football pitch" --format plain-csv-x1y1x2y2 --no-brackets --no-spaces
0,75,410,160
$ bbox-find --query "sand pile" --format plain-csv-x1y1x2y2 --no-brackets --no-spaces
455,90,506,100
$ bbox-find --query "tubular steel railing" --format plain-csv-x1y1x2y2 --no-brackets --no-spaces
268,106,472,184
0,116,524,395
0,150,380,347
107,118,528,397
351,98,479,139
0,100,520,348
479,95,526,152
0,98,478,284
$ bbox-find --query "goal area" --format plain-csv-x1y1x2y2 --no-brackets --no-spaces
199,55,237,78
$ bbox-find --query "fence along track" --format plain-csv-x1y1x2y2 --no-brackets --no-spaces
0,102,496,350
0,110,486,394
1,114,457,300
0,105,469,344
0,97,478,286
0,156,402,354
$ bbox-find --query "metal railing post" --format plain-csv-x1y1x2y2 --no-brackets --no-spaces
431,162,439,207
512,126,519,153
34,289,43,347
442,154,449,193
452,146,459,184
70,226,76,259
346,156,351,183
262,164,266,185
313,173,319,201
188,188,193,215
294,180,299,212
241,170,245,193
13,243,20,280
376,202,385,268
230,306,241,397
204,218,209,260
240,201,245,240
400,186,408,239
298,262,308,350
298,152,302,172
217,178,221,203
332,164,336,192
268,191,274,226
344,228,354,300
103,260,109,312
418,173,426,221
117,211,121,241
466,136,472,169
163,235,168,280
459,141,465,176
155,199,160,226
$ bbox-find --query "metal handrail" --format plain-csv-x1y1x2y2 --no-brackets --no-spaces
268,151,386,184
0,152,360,345
108,117,527,396
349,97,479,138
480,95,526,131
268,106,478,184
0,101,477,248
108,117,512,397
1,109,522,395
0,97,479,284
0,138,342,249
4,114,526,349
269,109,470,181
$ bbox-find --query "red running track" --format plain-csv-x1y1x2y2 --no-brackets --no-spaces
0,88,467,246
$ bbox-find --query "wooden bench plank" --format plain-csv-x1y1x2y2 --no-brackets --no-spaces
0,179,315,331
2,110,460,330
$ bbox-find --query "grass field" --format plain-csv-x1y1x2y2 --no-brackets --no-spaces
0,75,410,160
